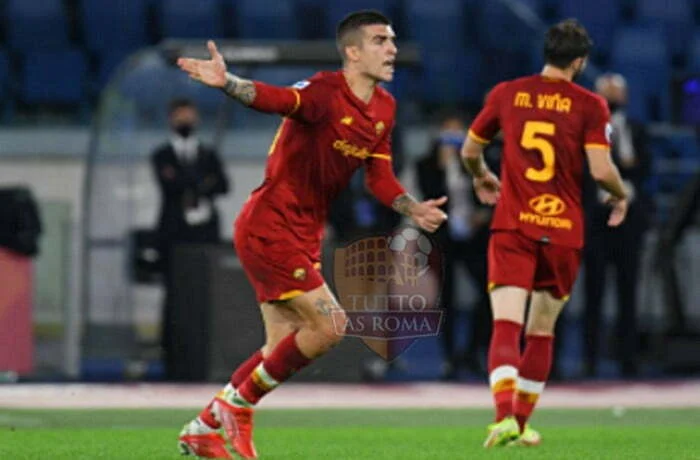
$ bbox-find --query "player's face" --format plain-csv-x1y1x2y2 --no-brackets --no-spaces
357,24,398,83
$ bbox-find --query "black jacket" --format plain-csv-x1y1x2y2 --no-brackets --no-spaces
584,115,651,232
416,139,493,245
151,141,230,244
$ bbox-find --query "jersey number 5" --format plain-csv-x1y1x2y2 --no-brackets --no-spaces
520,121,555,182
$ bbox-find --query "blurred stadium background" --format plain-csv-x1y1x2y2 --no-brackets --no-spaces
0,0,700,388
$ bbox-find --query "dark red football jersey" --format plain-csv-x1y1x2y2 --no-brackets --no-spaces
469,75,611,249
236,71,400,259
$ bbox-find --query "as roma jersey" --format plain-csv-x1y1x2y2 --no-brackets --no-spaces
469,75,611,249
237,71,397,258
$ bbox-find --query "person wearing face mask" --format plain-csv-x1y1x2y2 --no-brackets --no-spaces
416,113,492,380
151,98,230,380
582,73,651,378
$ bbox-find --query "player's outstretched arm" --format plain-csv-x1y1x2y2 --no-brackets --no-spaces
461,137,501,205
178,41,321,120
177,40,256,105
586,146,629,226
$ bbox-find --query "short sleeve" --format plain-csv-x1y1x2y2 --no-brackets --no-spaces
584,95,612,150
468,82,506,145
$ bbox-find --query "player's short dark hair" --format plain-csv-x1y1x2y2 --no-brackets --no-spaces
544,19,593,69
168,98,197,115
336,10,391,57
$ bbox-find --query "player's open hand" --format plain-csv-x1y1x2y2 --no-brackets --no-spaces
410,196,448,233
177,40,227,88
473,171,501,205
605,196,628,227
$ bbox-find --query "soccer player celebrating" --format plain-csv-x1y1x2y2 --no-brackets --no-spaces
176,10,448,459
461,19,629,447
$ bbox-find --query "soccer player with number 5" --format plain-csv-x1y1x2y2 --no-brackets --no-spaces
461,19,629,447
175,10,447,459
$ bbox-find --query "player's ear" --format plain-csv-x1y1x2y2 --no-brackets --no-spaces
345,45,362,63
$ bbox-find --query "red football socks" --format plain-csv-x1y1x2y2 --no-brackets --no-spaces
231,350,264,388
514,334,553,433
237,332,311,406
487,320,523,422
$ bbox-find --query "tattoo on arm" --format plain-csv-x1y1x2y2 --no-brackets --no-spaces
392,193,418,217
222,72,256,106
315,298,336,317
463,155,488,178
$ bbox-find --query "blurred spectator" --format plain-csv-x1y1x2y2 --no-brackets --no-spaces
416,113,491,380
583,73,651,378
151,98,230,379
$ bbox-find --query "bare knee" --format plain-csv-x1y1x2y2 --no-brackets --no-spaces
312,307,346,350
526,291,566,335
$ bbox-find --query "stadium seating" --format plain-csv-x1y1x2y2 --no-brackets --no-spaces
6,0,70,51
420,48,483,105
249,66,322,88
404,0,467,51
477,0,539,53
556,0,622,61
0,49,11,119
635,0,693,61
610,23,668,66
80,0,149,53
234,0,299,40
688,33,700,73
117,59,216,125
610,25,670,122
515,0,546,17
0,50,9,97
97,50,134,90
159,0,224,39
20,49,87,106
323,0,396,38
0,0,696,124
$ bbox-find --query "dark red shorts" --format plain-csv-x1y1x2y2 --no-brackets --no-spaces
487,230,581,300
233,226,324,304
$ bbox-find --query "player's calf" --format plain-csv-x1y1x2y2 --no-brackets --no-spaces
513,291,563,433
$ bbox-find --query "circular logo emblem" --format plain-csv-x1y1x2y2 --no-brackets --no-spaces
293,268,306,281
528,193,566,216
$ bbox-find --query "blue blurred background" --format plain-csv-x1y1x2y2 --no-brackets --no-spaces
0,0,699,384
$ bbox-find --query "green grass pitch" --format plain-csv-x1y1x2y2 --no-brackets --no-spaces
1,408,699,459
